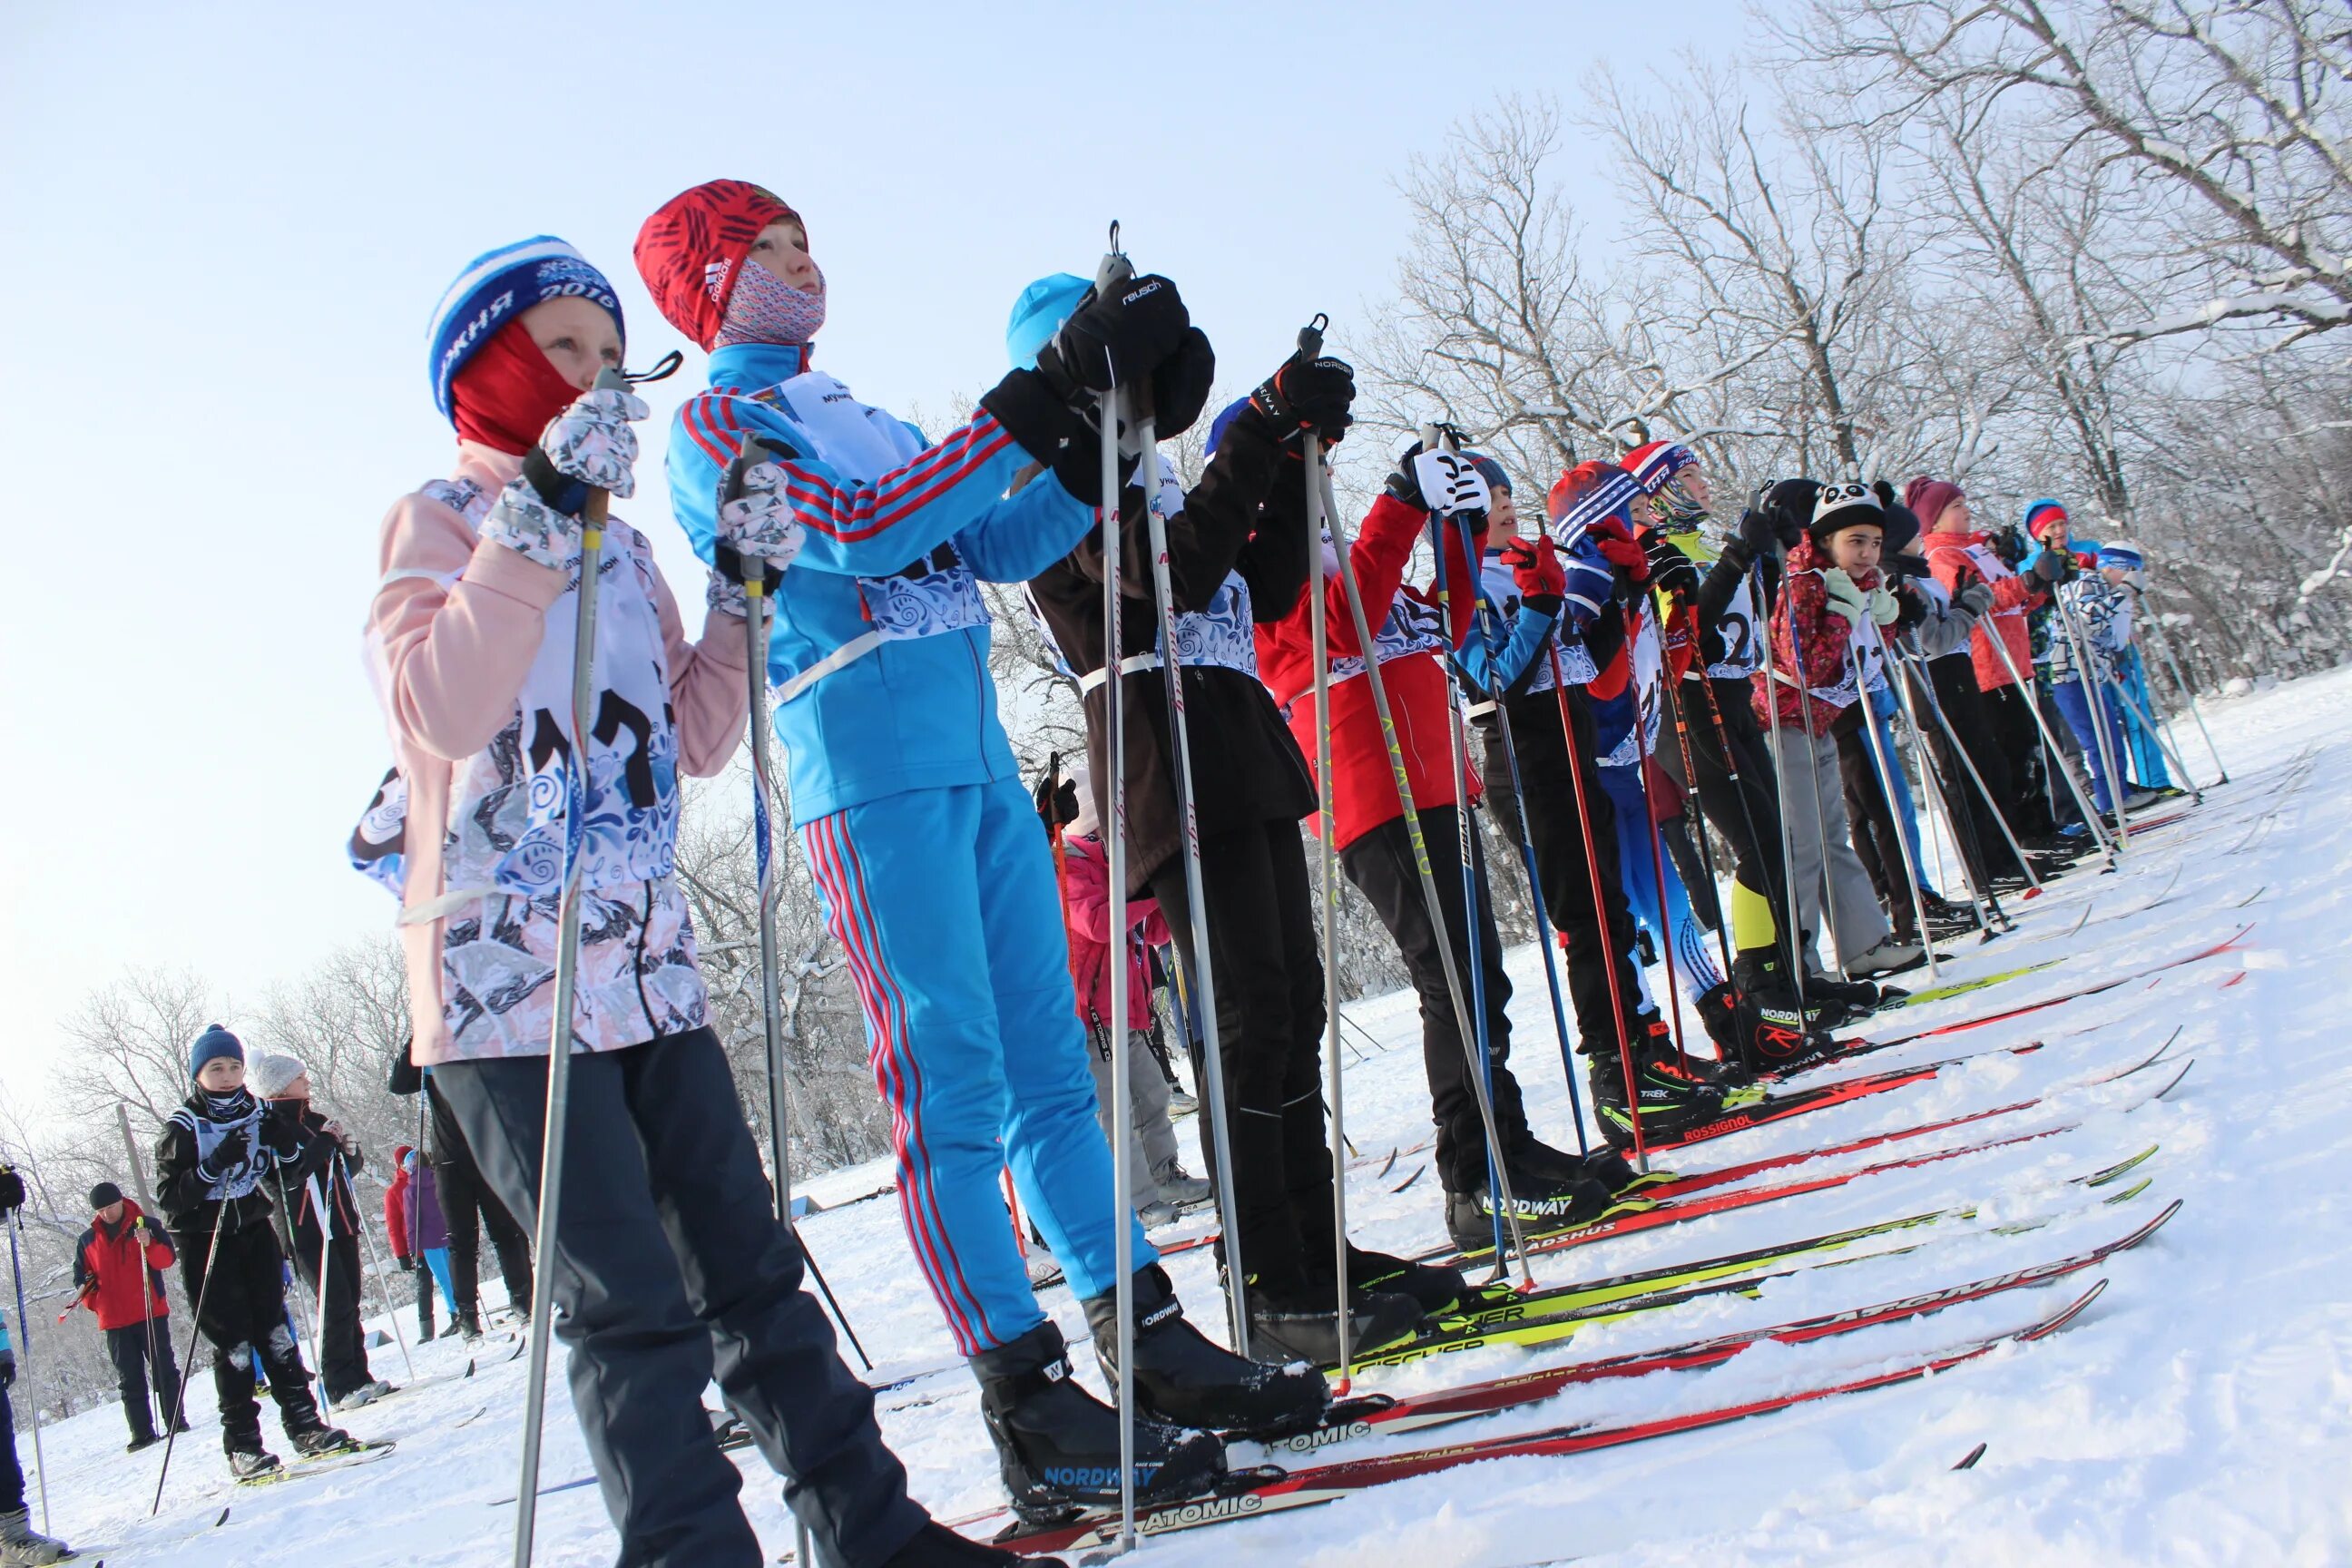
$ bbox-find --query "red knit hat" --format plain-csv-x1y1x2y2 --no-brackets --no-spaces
2024,498,2070,540
633,180,800,350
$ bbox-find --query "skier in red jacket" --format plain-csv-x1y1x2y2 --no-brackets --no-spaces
74,1184,185,1451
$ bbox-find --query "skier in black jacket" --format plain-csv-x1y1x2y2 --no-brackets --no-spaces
153,1024,355,1477
1018,291,1458,1364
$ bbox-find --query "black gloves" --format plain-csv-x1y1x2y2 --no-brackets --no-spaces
1642,529,1701,602
1034,767,1079,831
197,1126,254,1182
1735,506,1778,557
1034,274,1192,405
979,372,1132,506
0,1166,23,1214
398,1256,416,1273
1151,328,1216,438
2031,550,2069,584
0,1353,14,1389
1248,354,1356,445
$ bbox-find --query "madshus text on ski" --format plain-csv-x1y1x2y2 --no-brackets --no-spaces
0,172,2221,1568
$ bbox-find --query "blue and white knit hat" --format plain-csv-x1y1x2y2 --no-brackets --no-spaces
2096,539,2145,572
1005,271,1091,369
426,237,623,421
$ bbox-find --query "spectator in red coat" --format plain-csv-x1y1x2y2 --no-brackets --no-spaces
74,1185,185,1450
386,1148,457,1338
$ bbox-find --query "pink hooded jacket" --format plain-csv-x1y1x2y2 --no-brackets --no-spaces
1057,833,1170,1030
368,443,750,1063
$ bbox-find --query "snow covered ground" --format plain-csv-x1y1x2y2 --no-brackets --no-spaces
20,667,2351,1565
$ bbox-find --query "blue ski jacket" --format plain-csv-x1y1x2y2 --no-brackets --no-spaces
664,343,1093,823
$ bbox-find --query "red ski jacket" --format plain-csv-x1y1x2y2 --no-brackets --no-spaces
1752,535,1879,737
74,1200,174,1330
1256,492,1476,852
1923,530,2041,691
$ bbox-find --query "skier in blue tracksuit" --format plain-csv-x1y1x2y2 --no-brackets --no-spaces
632,179,1306,1521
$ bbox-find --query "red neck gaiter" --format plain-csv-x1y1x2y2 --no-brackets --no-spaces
451,319,584,455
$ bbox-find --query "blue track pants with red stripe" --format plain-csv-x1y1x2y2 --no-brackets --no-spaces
803,776,1152,1356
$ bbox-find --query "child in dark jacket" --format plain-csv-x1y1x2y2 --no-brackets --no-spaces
152,1025,354,1477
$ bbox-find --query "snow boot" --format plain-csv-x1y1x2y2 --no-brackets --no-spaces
1510,1135,1643,1197
1152,1162,1213,1210
457,1308,485,1343
1445,1170,1612,1251
1082,1264,1326,1437
226,1444,280,1479
1732,950,1857,1034
126,1428,160,1454
289,1423,358,1459
1587,1056,1723,1150
0,1507,70,1566
971,1319,1224,1525
881,1519,1069,1568
1331,1246,1470,1318
1632,1014,1748,1091
1848,936,1928,977
1244,1276,1423,1367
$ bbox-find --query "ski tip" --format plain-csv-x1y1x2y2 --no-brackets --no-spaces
2106,1198,2186,1255
2083,1144,2161,1187
1953,1440,1988,1470
2100,1176,2154,1205
465,1358,476,1377
2154,1060,2195,1100
2021,1278,2109,1340
216,1506,231,1526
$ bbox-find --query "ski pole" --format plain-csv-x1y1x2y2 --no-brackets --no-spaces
1665,672,1740,1011
724,435,801,1228
6,1211,48,1534
1887,642,2009,933
1775,573,1851,978
1748,561,1817,1019
1904,644,2044,897
1846,632,1942,982
1313,456,1536,1277
1459,534,1591,1144
347,1164,416,1381
1299,333,1355,1386
1132,304,1251,1361
512,363,632,1568
1422,483,1509,1265
308,1171,338,1413
2151,627,2228,783
1092,233,1140,1554
1975,593,2116,868
2053,590,2131,848
1619,598,1695,1069
1544,642,1650,1175
151,1207,225,1515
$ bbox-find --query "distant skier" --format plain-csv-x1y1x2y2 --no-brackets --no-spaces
152,1024,356,1478
74,1181,186,1450
384,1148,455,1340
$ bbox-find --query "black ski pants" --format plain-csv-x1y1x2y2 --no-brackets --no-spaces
1835,708,1916,933
172,1219,323,1453
1506,685,1651,1059
431,1081,534,1317
107,1317,182,1441
1341,804,1539,1197
1677,676,1793,952
0,1385,21,1515
434,1026,925,1568
1983,680,2063,837
1149,817,1337,1294
288,1226,373,1402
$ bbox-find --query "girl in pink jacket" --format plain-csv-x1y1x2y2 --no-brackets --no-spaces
356,237,1027,1568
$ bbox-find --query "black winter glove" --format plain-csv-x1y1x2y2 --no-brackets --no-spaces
197,1126,254,1182
1150,328,1216,438
1642,529,1701,602
1248,354,1356,445
2031,551,2068,585
397,1256,416,1273
1735,506,1778,557
0,1353,15,1389
1034,768,1079,831
0,1166,23,1214
1034,274,1191,404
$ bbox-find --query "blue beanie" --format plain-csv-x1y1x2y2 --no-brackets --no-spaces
1204,396,1251,459
1005,272,1091,370
188,1023,243,1080
1466,453,1511,495
426,237,624,423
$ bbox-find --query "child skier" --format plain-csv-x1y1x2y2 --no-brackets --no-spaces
250,1051,391,1404
1015,292,1455,1348
364,233,1040,1566
74,1181,185,1449
0,1168,70,1566
385,1148,455,1338
153,1025,356,1476
1751,488,1919,980
638,181,1313,1525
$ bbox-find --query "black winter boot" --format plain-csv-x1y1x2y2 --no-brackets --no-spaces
1082,1265,1326,1437
970,1319,1223,1525
289,1423,358,1457
1243,1276,1422,1367
881,1519,1069,1568
1445,1171,1612,1251
1587,1055,1723,1150
1699,978,1838,1075
1330,1245,1470,1317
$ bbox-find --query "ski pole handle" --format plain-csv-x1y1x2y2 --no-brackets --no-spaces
1297,312,1328,364
720,434,795,591
579,365,633,529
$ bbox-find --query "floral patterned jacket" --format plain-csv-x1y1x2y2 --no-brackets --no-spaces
361,443,750,1063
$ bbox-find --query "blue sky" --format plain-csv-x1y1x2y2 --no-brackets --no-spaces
0,0,1751,1102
